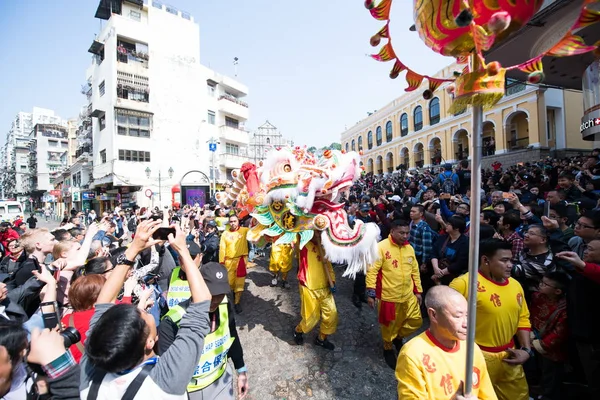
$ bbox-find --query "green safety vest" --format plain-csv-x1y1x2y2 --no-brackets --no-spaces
166,267,191,308
162,297,235,392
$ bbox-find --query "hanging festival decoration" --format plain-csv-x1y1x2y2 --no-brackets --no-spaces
366,0,600,113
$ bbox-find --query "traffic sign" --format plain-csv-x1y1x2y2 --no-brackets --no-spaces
209,143,217,152
145,189,153,198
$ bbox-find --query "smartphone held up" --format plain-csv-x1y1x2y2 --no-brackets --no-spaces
152,227,176,240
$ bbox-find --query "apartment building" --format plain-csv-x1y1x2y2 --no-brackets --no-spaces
71,0,249,211
341,62,591,173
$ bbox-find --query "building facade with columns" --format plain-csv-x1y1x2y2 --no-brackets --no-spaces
341,62,591,173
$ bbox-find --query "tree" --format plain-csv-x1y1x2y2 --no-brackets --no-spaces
307,146,317,154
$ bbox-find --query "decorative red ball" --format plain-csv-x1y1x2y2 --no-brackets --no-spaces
527,71,545,84
364,0,375,10
486,61,501,76
370,34,381,47
423,89,433,100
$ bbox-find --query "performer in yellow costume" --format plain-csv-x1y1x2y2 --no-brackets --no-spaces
269,242,294,289
366,219,423,369
450,239,532,400
219,214,249,313
293,238,337,351
397,286,497,400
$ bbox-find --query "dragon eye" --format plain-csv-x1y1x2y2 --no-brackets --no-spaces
283,164,292,173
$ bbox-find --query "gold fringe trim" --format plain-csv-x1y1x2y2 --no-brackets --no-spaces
448,92,505,115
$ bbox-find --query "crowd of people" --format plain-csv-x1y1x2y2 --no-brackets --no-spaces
1,150,600,399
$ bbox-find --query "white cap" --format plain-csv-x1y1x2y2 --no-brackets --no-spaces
390,195,402,202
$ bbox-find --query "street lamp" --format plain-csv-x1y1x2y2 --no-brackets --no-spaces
145,167,174,206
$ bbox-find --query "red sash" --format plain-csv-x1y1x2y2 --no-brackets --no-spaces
378,301,396,327
297,246,308,287
236,257,247,278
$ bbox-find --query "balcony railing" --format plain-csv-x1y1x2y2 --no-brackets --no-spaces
117,46,149,68
117,84,150,102
218,94,248,108
505,82,527,96
75,145,93,159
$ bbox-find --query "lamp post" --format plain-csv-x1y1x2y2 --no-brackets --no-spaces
145,166,174,206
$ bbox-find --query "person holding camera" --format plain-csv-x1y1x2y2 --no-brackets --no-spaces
79,220,213,399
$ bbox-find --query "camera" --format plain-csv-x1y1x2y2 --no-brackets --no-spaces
61,327,81,348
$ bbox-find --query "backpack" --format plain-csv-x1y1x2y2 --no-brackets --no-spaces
127,216,137,232
441,172,457,195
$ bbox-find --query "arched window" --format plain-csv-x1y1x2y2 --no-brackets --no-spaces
400,113,408,137
385,121,393,142
351,139,356,151
266,137,271,144
376,126,382,146
414,106,423,131
358,136,363,150
345,142,349,152
429,97,440,125
367,131,373,149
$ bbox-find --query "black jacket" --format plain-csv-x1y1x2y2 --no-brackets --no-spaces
200,232,219,264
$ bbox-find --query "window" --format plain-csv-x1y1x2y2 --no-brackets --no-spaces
99,80,105,97
266,137,270,144
358,136,363,150
166,5,178,15
130,10,141,21
225,116,239,129
61,141,68,148
414,106,423,131
20,165,26,171
99,115,106,131
376,126,382,146
345,143,349,152
100,150,106,164
385,121,393,142
207,82,216,97
367,131,373,149
351,139,356,151
208,111,216,125
152,1,163,9
400,114,408,137
117,71,149,101
118,149,150,162
226,143,239,155
48,140,58,147
115,109,152,138
429,98,440,125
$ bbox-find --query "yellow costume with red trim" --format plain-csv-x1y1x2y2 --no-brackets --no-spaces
366,236,423,350
450,272,531,400
269,242,294,280
396,330,498,400
219,226,249,304
295,240,338,338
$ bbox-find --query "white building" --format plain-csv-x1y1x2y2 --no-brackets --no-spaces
78,0,249,211
248,121,294,163
1,107,65,200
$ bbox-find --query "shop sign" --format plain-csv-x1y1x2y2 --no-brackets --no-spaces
72,192,81,202
82,192,95,200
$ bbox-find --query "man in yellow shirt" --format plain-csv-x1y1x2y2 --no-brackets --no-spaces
396,285,497,400
219,214,249,313
450,239,532,400
293,238,338,350
269,242,294,289
366,219,423,369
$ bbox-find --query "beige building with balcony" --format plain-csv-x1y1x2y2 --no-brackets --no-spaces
341,62,591,173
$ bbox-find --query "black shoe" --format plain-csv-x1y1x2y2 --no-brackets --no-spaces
393,338,404,353
352,294,362,309
282,280,290,289
234,303,242,314
314,337,335,350
384,349,397,370
293,331,304,345
360,294,368,303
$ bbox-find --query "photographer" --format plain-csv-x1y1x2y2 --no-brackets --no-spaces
80,220,213,399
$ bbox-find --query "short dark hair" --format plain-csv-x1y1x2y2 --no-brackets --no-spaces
448,215,467,234
84,257,111,275
52,229,71,242
69,228,82,238
479,224,497,240
501,210,521,231
460,160,468,169
544,271,570,294
0,320,28,367
479,239,512,261
482,210,500,227
85,304,149,372
582,209,600,229
558,172,575,181
550,203,568,219
390,219,410,229
411,205,425,215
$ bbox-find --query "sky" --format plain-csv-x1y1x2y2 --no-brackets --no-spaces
0,0,452,148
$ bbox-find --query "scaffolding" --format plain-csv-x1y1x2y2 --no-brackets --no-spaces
248,120,293,163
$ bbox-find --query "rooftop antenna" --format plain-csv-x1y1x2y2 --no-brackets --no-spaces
233,57,239,77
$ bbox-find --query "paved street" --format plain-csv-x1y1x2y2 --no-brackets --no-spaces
236,257,405,400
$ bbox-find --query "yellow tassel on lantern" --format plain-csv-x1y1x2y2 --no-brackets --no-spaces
448,68,506,115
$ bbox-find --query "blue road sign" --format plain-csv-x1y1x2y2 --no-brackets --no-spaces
209,143,217,152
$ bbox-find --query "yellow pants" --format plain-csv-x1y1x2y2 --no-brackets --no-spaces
296,285,338,336
223,256,246,294
269,243,293,277
379,295,422,349
481,350,529,400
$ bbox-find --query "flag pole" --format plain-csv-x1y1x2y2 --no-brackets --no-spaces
463,53,484,396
